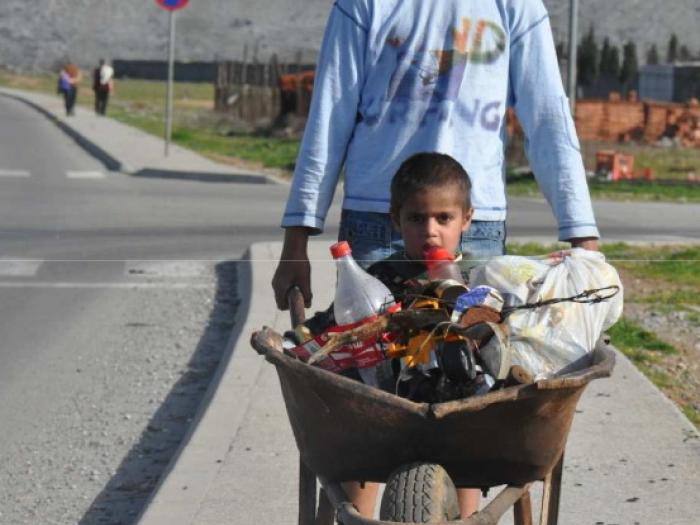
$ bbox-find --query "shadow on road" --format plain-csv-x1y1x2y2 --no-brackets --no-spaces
78,260,240,525
132,168,273,184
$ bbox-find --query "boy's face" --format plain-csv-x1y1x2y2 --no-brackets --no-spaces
391,184,473,260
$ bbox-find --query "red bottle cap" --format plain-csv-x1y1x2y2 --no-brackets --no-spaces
330,241,351,259
424,246,454,269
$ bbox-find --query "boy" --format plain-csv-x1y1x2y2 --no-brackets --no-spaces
367,152,474,300
333,152,482,518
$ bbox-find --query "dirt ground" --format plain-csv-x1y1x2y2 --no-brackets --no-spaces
618,269,700,426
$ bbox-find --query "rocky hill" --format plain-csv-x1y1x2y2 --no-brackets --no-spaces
0,0,697,71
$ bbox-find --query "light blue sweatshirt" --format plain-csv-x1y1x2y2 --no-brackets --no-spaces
282,0,599,241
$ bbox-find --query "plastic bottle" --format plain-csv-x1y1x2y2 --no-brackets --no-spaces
330,241,395,386
424,246,465,283
424,246,468,307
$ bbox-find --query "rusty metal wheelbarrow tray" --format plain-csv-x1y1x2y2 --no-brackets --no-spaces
252,326,614,490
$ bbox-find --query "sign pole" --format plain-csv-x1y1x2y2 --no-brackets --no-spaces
165,9,176,156
567,0,579,116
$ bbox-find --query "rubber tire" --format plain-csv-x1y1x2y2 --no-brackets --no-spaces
379,462,460,523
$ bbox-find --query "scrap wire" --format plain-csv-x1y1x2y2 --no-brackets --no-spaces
409,285,620,312
502,285,621,316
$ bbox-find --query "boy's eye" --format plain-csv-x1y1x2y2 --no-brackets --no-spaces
437,213,454,224
407,214,425,223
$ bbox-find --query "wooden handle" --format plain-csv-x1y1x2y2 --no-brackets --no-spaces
287,286,306,327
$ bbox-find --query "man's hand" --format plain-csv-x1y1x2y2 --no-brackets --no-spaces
568,237,599,251
272,227,313,310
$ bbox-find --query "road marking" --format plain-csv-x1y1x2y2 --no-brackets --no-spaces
0,281,213,290
66,170,105,179
125,260,213,278
0,169,30,178
0,259,43,276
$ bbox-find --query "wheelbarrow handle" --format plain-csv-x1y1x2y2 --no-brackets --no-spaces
287,286,306,327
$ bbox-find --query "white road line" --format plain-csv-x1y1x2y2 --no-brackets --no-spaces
0,281,213,290
0,259,43,276
0,169,30,178
66,170,105,179
125,260,213,278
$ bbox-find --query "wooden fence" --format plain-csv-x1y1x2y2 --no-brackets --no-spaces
214,54,315,123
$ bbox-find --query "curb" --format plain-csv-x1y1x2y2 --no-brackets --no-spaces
134,243,284,525
0,90,127,172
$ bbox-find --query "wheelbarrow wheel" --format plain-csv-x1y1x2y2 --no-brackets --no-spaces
379,462,460,523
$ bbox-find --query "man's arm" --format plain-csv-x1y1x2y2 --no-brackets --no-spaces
272,1,369,309
280,1,368,232
568,237,599,251
272,227,313,310
508,2,600,246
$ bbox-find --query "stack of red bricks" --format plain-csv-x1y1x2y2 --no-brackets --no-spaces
574,93,700,147
508,95,700,148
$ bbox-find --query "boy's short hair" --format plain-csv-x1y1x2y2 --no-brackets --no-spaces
390,152,472,213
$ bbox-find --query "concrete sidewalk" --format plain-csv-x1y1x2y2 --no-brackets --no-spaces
137,241,700,525
0,87,279,184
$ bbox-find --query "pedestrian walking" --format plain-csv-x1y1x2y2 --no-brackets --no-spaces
58,61,81,116
92,59,114,116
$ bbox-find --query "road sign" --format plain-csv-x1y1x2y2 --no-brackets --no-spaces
155,0,189,11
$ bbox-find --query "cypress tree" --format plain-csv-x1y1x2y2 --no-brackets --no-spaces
620,41,638,85
679,45,692,62
577,26,599,86
609,46,621,77
600,37,611,74
646,44,659,65
667,33,679,63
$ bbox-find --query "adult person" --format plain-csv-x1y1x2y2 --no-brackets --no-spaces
58,61,81,116
92,59,114,115
272,0,600,309
272,0,599,304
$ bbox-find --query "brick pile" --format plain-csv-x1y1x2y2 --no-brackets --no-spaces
508,94,700,148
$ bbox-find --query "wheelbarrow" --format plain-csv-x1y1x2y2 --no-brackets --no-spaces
250,288,616,525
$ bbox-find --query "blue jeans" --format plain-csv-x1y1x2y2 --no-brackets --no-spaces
338,210,506,269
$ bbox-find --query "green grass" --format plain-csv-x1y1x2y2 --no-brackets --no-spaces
607,318,676,363
506,172,700,202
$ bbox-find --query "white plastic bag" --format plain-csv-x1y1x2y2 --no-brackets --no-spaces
469,249,623,379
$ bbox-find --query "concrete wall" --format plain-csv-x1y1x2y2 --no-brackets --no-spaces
0,0,698,73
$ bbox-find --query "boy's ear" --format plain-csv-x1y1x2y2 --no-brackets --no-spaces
461,207,474,231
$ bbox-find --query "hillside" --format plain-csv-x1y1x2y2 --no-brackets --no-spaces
0,0,697,71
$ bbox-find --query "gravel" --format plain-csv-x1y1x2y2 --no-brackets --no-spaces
0,262,239,525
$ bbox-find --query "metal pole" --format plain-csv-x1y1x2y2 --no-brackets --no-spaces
165,10,176,156
567,0,579,115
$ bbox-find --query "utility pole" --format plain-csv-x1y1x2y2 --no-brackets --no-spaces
567,0,579,115
164,9,176,156
155,0,189,156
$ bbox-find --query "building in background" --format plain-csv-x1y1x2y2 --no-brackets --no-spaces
639,63,700,102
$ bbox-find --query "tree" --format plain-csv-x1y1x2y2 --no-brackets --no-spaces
646,44,659,65
679,45,692,62
599,37,611,73
620,41,639,85
599,37,621,77
608,46,621,77
667,33,679,63
577,26,599,86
